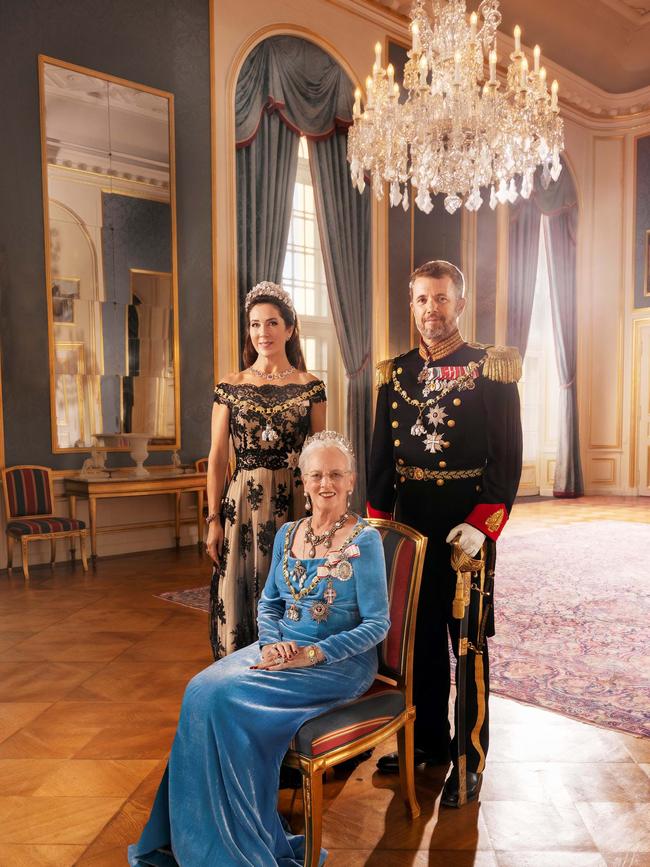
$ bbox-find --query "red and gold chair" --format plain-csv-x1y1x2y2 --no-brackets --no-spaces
283,517,427,867
2,465,88,580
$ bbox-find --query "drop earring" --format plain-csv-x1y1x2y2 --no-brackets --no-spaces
305,493,312,512
346,491,352,510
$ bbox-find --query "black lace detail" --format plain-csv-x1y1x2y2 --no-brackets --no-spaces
246,479,264,510
239,521,253,557
271,483,290,517
257,519,276,556
213,380,326,471
221,497,237,525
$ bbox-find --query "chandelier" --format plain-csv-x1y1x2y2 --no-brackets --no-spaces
348,0,564,214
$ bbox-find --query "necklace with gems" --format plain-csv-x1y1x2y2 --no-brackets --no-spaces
282,519,365,623
249,365,295,381
304,512,349,559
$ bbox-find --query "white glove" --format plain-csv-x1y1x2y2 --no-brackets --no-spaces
446,523,486,557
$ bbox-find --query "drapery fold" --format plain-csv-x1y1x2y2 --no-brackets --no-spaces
544,209,584,497
507,161,583,497
235,37,353,146
236,112,299,338
235,35,371,492
309,135,372,508
507,199,542,358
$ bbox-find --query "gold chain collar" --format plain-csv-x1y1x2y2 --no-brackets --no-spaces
281,519,366,603
392,356,486,410
213,380,324,419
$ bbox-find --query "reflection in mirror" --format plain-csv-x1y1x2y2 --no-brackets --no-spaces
40,57,178,451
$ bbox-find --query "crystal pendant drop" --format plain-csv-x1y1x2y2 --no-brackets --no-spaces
389,181,402,207
415,189,434,213
489,185,498,210
444,194,462,214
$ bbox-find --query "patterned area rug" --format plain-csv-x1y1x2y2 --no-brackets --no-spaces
156,519,650,737
491,520,650,737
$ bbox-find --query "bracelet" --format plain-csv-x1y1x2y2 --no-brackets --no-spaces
306,645,321,666
205,512,219,526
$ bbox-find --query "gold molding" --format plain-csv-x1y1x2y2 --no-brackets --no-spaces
210,0,220,385
0,339,5,470
589,456,616,485
588,135,625,451
38,54,180,454
460,209,478,344
224,25,365,377
629,316,650,488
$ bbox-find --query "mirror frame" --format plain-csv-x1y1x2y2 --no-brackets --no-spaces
38,54,181,453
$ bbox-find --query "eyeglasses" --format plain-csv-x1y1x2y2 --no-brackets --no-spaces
302,470,350,483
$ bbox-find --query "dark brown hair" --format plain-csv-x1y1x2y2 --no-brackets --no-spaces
242,296,307,370
409,260,465,298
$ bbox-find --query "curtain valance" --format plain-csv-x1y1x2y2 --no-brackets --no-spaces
235,36,354,147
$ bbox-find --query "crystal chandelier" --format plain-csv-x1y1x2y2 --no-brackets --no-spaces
348,0,564,214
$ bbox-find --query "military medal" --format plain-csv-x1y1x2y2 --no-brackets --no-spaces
334,558,353,581
310,600,330,623
287,603,300,621
324,580,337,604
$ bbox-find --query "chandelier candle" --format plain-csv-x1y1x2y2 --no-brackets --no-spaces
348,0,565,214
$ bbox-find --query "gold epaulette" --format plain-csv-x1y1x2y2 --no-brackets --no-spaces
375,358,395,389
482,345,522,384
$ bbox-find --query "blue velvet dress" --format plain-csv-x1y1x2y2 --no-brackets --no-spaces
128,518,389,867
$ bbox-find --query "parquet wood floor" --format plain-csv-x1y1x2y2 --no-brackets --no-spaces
0,496,648,866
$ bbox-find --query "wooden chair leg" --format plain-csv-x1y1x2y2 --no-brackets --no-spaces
21,537,30,581
302,765,324,867
50,537,56,569
397,718,421,819
6,534,13,572
79,532,88,572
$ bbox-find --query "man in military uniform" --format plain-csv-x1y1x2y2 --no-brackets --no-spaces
368,260,522,806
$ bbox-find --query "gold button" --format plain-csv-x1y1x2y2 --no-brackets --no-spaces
400,477,405,483
398,458,405,465
394,439,400,447
453,398,461,406
443,441,451,449
447,419,456,428
397,367,403,374
439,461,447,468
436,478,444,487
391,401,398,409
391,420,399,429
475,485,482,492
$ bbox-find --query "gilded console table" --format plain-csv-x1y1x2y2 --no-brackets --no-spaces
64,472,207,561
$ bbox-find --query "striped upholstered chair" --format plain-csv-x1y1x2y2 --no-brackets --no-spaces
2,465,88,580
283,518,427,867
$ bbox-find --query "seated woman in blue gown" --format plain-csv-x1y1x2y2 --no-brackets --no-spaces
129,430,390,867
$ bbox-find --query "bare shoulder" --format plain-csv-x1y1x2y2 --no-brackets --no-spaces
297,370,324,386
220,370,247,386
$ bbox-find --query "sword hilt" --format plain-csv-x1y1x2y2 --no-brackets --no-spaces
450,536,485,619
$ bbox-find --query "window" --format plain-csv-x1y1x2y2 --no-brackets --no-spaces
282,137,345,430
519,221,560,495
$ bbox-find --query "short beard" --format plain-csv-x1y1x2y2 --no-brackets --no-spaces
419,319,457,343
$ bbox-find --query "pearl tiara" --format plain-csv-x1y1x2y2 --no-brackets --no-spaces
303,430,355,459
244,281,295,316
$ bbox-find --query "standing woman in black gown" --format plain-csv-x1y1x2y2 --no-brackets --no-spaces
206,282,326,658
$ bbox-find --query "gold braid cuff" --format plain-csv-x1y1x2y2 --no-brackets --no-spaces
482,345,522,384
397,464,484,481
375,358,395,389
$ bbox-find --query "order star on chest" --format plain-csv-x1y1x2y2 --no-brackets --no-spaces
426,404,447,428
424,432,446,454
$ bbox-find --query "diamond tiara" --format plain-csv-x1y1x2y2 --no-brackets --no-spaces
244,282,295,316
303,430,355,459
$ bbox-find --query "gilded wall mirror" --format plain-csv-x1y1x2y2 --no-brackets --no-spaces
38,55,179,452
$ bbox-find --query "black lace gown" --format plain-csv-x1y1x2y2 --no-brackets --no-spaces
209,379,326,659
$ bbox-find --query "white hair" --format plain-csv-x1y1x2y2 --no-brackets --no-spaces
298,432,356,475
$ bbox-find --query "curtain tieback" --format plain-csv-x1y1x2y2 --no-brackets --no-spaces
348,353,370,378
560,377,575,389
